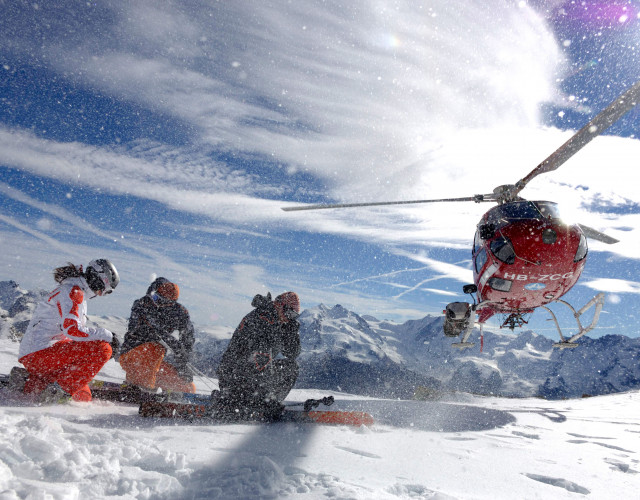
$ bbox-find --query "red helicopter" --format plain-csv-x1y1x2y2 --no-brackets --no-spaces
283,79,640,349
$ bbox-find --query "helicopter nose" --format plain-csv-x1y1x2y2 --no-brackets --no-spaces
542,228,557,244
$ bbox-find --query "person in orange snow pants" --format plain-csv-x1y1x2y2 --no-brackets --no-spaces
119,277,196,394
18,260,120,402
20,340,112,402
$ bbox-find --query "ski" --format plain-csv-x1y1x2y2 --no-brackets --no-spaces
89,380,218,405
138,400,374,427
0,371,206,405
87,380,168,404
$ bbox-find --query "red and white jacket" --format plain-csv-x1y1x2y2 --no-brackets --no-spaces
19,277,113,358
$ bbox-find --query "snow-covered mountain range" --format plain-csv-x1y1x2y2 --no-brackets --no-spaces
293,304,640,399
3,280,639,399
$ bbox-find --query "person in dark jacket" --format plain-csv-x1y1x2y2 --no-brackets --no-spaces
213,291,301,420
119,277,196,393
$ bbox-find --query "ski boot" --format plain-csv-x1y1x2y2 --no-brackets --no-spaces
8,366,29,392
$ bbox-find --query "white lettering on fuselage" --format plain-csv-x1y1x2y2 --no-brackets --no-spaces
503,272,574,281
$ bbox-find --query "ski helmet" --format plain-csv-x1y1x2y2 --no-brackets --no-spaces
156,281,179,301
274,291,300,320
86,259,120,294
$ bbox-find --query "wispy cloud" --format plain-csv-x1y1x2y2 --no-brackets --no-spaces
582,278,640,294
2,1,561,196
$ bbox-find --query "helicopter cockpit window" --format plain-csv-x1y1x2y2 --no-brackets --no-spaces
488,277,512,292
499,201,540,220
574,234,588,262
535,201,562,220
485,201,541,229
474,248,488,273
490,237,516,264
473,231,482,255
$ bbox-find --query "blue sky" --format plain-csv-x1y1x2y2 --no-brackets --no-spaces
1,1,640,341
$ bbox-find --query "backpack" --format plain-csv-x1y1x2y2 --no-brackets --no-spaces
251,292,272,309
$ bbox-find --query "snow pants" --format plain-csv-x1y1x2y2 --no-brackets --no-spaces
218,358,299,409
19,340,112,402
119,342,196,393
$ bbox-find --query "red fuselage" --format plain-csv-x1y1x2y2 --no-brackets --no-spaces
471,201,587,323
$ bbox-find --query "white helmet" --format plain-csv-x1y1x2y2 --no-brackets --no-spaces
86,259,120,294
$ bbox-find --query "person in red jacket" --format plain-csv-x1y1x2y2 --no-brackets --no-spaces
18,259,120,402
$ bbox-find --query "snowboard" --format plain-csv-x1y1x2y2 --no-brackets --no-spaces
138,399,375,426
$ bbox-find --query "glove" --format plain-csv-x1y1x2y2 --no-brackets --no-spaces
110,334,121,360
92,327,113,343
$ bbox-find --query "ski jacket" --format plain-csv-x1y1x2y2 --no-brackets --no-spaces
19,277,113,359
217,300,301,383
121,294,195,367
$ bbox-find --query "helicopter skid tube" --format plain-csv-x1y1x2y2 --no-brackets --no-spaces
540,292,606,348
451,341,475,349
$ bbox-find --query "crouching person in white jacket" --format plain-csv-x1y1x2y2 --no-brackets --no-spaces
18,259,120,402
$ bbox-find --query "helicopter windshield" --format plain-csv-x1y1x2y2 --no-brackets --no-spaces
534,201,562,220
488,201,561,224
498,202,539,220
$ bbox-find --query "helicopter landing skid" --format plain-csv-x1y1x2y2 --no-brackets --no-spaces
540,292,606,348
552,341,579,349
451,342,475,349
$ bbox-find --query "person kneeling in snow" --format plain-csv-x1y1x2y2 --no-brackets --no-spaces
119,277,196,394
18,259,120,403
213,291,301,420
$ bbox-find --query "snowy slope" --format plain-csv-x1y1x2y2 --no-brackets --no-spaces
1,337,639,499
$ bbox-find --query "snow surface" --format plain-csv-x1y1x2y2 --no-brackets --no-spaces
1,337,639,499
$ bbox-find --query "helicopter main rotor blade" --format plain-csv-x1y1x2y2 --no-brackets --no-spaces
577,224,619,245
514,79,640,196
281,195,491,211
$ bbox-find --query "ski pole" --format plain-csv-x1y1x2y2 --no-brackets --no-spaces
186,362,218,391
157,340,218,391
